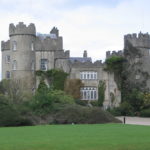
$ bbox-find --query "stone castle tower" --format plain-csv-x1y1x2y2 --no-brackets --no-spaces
124,32,150,90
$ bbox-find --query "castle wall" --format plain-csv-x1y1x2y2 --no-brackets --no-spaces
124,33,150,90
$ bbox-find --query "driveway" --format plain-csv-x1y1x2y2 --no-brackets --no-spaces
116,116,150,126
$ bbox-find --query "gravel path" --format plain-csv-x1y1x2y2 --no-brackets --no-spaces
116,116,150,126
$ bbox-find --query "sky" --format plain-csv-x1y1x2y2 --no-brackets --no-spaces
0,0,150,68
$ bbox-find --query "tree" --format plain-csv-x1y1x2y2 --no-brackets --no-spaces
64,79,84,99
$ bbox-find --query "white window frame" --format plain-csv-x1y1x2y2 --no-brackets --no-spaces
80,71,97,80
12,60,17,70
80,87,97,100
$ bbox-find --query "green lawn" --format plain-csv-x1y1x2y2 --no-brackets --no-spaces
0,124,150,150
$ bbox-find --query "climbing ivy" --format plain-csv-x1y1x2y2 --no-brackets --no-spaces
98,80,106,106
36,69,69,91
105,56,124,89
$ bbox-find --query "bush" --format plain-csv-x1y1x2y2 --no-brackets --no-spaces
140,109,150,117
49,90,74,104
52,105,121,124
75,99,88,106
108,101,134,116
0,103,33,127
90,101,99,106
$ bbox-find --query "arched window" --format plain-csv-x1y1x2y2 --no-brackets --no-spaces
6,71,11,79
12,41,17,51
31,42,34,51
12,60,17,70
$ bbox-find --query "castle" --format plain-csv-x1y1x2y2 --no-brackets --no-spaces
2,22,150,109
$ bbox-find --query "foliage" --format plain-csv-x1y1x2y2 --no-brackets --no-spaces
75,99,88,106
36,69,68,90
30,89,74,115
0,79,30,104
98,80,106,106
53,105,121,124
140,109,150,117
30,90,53,115
108,101,134,116
90,101,99,106
64,79,84,99
49,90,74,105
0,94,32,127
105,56,124,73
105,56,124,89
143,93,150,109
37,79,49,92
127,89,144,112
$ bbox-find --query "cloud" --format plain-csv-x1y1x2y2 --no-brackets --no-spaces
0,0,150,67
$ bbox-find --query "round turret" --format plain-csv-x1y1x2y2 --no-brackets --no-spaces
9,22,36,90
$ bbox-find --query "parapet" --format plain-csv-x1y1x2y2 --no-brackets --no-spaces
124,32,150,48
9,22,36,37
106,50,123,59
71,60,103,68
1,40,10,51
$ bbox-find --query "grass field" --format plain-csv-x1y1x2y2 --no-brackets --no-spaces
0,124,150,150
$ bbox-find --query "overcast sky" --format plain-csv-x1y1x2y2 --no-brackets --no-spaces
0,0,149,66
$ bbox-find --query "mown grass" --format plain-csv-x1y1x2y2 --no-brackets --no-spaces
0,124,150,150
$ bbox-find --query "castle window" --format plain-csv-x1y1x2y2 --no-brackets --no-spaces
80,71,97,80
80,87,97,100
5,55,10,63
41,59,48,71
12,41,17,51
12,60,17,70
6,71,11,79
31,42,34,51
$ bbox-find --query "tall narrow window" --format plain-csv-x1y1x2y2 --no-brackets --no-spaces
5,55,10,63
40,59,48,71
31,42,34,51
6,71,11,79
12,60,17,70
12,41,17,51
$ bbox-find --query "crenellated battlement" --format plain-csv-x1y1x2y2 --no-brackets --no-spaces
9,22,36,37
124,32,150,48
106,50,123,59
71,60,103,68
1,40,10,51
